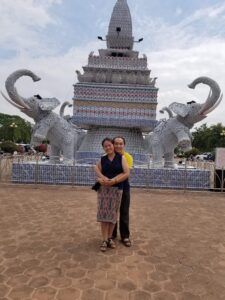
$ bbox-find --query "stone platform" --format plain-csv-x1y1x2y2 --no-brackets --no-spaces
12,163,211,190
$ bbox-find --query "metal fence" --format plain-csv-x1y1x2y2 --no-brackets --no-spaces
0,154,224,192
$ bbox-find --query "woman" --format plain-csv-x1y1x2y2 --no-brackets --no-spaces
94,138,130,252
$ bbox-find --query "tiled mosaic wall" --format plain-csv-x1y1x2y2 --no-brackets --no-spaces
88,55,147,70
72,116,157,131
74,106,156,119
107,0,133,50
76,127,147,154
75,151,150,164
73,84,158,103
12,163,211,190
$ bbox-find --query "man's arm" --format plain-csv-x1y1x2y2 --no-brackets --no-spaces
107,156,130,186
112,153,132,182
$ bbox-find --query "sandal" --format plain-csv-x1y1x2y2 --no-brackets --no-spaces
100,240,108,252
122,238,132,247
108,238,116,249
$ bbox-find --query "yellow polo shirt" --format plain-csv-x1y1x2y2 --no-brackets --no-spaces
123,152,133,169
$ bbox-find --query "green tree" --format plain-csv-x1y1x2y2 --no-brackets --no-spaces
184,147,200,158
192,123,225,152
0,141,19,154
0,113,32,143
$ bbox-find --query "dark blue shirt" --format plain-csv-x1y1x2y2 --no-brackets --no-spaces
101,153,124,190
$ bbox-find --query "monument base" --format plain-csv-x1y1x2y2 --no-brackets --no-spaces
12,162,211,190
76,126,150,164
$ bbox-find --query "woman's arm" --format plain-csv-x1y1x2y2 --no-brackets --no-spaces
94,161,109,181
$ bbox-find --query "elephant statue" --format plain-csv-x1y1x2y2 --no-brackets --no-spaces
149,77,157,87
59,101,86,152
147,76,223,168
76,70,85,83
159,106,174,118
1,69,80,164
60,101,73,121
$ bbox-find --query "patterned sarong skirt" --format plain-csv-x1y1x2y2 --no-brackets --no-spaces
97,186,123,224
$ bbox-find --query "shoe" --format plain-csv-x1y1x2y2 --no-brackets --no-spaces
100,240,108,252
107,238,116,249
121,238,132,247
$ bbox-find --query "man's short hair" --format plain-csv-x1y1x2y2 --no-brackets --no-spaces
113,136,126,145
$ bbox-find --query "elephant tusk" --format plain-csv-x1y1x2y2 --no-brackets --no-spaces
1,91,26,110
16,93,31,110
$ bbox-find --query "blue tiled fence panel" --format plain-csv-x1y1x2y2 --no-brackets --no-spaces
12,163,210,190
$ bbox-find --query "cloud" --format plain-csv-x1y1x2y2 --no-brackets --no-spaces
148,40,225,126
186,3,225,21
132,1,225,126
0,0,62,57
175,8,183,16
0,41,99,122
0,0,225,129
133,1,225,51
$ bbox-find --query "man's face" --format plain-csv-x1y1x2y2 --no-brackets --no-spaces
113,138,125,154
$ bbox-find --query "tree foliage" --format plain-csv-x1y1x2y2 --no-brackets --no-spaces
192,123,225,152
0,141,19,154
0,113,32,143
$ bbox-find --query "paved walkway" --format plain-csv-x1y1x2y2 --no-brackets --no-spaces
0,186,225,300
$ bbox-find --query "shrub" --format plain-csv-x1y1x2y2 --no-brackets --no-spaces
0,141,19,154
184,147,200,158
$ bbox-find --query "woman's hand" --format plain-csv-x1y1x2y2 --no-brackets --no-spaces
98,178,110,186
104,179,117,186
97,178,116,186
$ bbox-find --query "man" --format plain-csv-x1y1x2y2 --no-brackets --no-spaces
112,136,133,247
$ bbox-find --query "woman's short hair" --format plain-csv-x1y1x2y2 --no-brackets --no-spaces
101,137,113,147
113,136,126,145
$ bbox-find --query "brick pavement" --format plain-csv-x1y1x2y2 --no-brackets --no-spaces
0,185,225,299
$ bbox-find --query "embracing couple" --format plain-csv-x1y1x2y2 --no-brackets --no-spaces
94,136,133,252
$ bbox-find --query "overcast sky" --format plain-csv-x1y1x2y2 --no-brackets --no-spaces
0,0,225,127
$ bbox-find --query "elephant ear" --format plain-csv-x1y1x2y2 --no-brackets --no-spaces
38,98,60,111
168,102,189,117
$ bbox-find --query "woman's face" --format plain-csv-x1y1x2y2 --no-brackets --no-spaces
103,141,114,155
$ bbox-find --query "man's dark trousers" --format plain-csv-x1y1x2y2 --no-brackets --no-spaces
112,188,130,239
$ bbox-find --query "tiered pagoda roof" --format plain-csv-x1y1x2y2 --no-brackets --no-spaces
72,0,158,132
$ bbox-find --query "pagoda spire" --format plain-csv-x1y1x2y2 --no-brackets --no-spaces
106,0,134,50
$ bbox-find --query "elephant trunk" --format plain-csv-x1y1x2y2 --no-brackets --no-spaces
159,107,173,118
60,101,72,118
188,76,222,115
5,69,41,109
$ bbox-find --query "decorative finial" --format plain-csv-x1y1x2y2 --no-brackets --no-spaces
106,0,133,50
